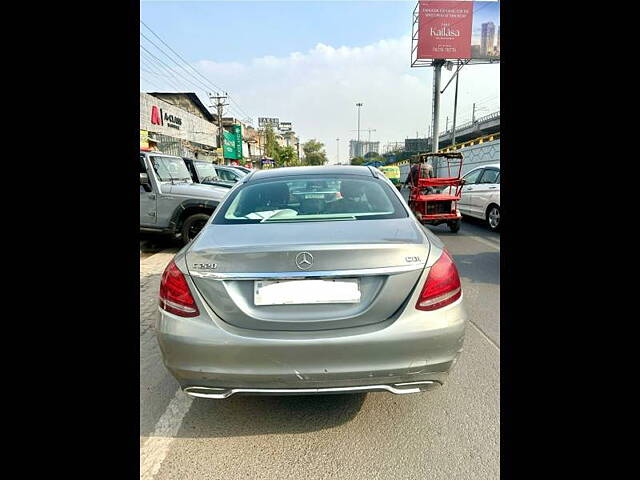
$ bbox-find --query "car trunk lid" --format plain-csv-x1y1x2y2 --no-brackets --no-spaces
187,218,429,331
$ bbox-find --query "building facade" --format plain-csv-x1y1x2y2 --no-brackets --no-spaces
349,140,380,159
140,92,220,162
481,22,496,57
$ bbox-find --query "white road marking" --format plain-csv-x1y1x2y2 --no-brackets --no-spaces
469,321,500,351
468,235,500,251
140,389,193,480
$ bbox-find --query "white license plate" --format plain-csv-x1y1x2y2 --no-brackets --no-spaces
254,279,361,306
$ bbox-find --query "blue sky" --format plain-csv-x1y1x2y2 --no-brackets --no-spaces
141,1,416,63
140,1,500,164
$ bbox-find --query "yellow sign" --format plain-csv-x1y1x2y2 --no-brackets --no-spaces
140,130,149,148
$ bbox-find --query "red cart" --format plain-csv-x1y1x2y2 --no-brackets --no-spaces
408,152,464,233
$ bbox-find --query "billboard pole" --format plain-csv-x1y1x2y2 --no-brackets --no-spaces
431,59,445,175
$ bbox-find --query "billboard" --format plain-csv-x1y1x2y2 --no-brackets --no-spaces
258,117,279,129
415,1,500,61
223,127,243,160
279,122,292,132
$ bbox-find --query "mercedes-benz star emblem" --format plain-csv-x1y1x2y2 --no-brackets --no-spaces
295,252,314,270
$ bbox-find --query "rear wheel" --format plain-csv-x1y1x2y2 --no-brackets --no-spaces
181,213,210,245
448,219,461,233
486,205,500,231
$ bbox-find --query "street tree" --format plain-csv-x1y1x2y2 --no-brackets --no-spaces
264,124,280,162
350,156,366,165
302,139,328,166
278,145,298,167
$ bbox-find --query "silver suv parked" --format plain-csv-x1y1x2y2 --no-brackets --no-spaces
140,151,228,244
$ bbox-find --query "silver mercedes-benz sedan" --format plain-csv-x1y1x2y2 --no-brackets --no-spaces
156,165,466,399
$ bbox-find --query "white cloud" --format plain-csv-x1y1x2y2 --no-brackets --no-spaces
194,36,499,164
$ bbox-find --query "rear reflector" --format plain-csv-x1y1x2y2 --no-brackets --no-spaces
159,260,200,317
416,249,462,311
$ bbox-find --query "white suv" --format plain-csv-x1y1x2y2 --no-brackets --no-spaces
459,164,500,231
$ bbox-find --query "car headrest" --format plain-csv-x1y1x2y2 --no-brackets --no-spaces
340,180,364,199
260,182,290,206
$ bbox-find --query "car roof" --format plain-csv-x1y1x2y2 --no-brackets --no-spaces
182,157,209,164
247,165,375,182
466,163,500,173
141,151,182,159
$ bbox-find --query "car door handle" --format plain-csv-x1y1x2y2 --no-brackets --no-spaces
488,186,497,189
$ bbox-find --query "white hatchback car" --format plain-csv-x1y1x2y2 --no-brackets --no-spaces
458,163,500,231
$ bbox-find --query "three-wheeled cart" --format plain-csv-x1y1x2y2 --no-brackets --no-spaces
408,152,464,233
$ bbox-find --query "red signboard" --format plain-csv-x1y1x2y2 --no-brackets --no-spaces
417,1,473,59
151,105,163,126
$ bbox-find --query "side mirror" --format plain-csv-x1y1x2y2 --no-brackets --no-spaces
140,173,150,185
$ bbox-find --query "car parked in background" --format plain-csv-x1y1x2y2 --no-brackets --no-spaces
182,157,236,189
214,165,247,184
229,165,252,174
140,151,229,245
458,163,500,231
156,165,466,400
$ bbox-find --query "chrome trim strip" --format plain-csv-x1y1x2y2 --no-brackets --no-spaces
188,263,424,280
184,381,438,399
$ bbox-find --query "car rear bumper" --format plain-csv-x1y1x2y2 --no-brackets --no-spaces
156,298,466,396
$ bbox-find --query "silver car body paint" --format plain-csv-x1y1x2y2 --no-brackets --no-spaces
156,166,466,397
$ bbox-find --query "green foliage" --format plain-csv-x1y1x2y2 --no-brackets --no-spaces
277,145,298,167
350,156,366,165
302,139,327,166
264,124,279,160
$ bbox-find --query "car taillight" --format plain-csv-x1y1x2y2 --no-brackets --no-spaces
159,260,200,317
416,249,462,311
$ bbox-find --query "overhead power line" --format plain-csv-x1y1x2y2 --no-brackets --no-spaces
140,20,253,123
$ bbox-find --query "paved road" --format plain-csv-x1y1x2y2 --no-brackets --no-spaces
140,220,500,480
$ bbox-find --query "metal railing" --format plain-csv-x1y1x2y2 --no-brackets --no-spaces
439,110,500,139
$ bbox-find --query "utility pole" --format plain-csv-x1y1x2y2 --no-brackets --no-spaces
336,138,340,164
440,59,468,148
356,102,363,159
209,92,229,164
446,116,449,133
472,102,476,123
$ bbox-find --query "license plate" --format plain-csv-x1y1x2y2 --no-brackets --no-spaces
254,279,361,306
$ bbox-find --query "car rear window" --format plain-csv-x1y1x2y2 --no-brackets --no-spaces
213,175,407,224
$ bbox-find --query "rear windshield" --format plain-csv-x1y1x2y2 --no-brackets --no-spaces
213,175,407,224
193,162,219,182
151,156,192,183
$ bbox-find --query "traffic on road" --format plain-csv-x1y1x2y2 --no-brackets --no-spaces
140,1,500,478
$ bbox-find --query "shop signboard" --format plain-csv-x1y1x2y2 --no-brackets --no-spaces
140,130,149,149
233,125,243,160
223,126,244,160
258,117,279,129
416,1,500,60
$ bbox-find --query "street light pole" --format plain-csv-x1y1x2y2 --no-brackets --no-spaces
336,138,340,164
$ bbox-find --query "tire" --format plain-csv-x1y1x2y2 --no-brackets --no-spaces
448,219,461,233
486,205,501,232
181,213,210,245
